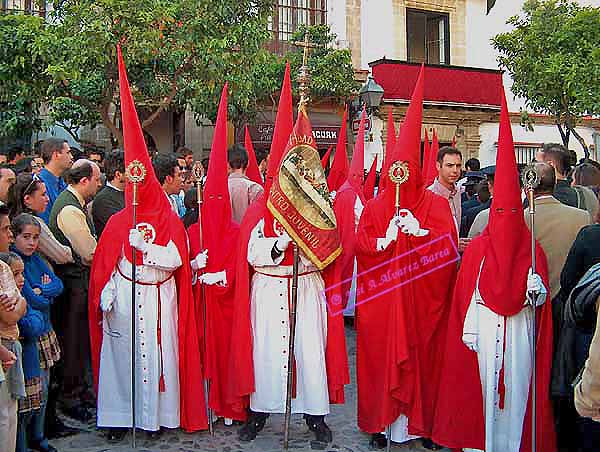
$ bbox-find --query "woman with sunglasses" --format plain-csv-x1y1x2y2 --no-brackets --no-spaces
9,174,73,266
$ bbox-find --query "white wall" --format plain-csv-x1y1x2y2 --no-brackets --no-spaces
478,121,597,166
328,0,348,45
360,0,395,69
466,0,600,113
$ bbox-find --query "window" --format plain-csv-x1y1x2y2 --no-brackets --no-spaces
406,9,449,65
514,144,541,165
268,0,327,54
1,0,45,16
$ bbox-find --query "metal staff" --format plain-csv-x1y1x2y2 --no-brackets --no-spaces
523,165,540,452
384,161,410,452
125,160,146,449
283,241,300,451
192,162,214,435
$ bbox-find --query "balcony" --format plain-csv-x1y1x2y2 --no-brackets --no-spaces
370,59,503,110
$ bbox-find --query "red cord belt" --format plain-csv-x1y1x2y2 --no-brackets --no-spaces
117,264,174,393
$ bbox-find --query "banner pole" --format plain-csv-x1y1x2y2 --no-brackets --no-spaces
283,242,300,451
125,160,147,449
192,162,213,435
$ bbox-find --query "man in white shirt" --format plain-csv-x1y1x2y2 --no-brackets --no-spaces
152,154,183,215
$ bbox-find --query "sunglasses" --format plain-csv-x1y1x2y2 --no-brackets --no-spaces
24,173,41,195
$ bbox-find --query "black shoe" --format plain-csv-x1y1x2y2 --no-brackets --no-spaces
238,411,269,441
29,441,58,452
369,433,388,449
105,427,128,442
46,418,80,439
146,428,163,440
422,438,443,450
304,415,332,443
63,404,93,422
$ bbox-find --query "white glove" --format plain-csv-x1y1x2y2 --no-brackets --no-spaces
191,250,208,271
385,216,400,241
396,209,429,237
129,229,148,252
527,268,547,307
329,190,337,201
100,296,114,312
275,233,292,253
462,333,479,353
376,216,400,251
199,271,227,286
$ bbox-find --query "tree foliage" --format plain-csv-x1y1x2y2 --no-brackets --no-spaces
0,2,358,148
0,13,49,141
492,0,600,156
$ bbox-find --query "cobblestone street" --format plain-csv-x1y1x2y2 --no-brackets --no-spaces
52,326,447,452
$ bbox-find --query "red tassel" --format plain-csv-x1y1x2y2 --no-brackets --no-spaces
498,319,508,410
159,374,166,393
498,365,506,409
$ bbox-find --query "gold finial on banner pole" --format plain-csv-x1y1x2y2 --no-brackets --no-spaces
292,30,319,111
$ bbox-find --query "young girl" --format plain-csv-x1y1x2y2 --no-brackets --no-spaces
9,173,73,265
0,252,27,452
11,214,63,452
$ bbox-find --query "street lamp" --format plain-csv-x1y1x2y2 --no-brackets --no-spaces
359,75,384,112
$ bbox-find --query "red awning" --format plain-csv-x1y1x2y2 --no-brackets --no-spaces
370,60,503,108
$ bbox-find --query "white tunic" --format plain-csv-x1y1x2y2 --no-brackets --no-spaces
248,219,329,415
462,268,540,452
97,241,182,431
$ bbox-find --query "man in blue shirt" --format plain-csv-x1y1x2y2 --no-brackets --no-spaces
38,139,73,224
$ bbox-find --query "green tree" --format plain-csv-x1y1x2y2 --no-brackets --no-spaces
43,0,274,146
0,13,50,141
492,0,600,157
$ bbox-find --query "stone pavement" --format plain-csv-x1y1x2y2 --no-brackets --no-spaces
52,326,449,452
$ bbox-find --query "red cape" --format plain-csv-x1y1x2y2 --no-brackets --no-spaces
227,194,349,411
89,210,208,432
431,235,557,452
322,183,359,313
355,189,457,436
188,221,244,421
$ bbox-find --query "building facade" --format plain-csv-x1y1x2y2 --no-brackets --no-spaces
334,0,600,167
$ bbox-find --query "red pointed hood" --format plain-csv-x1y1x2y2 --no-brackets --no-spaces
244,126,263,185
321,144,333,169
425,129,439,187
201,84,233,270
264,63,293,195
263,63,294,238
384,64,425,210
364,155,378,201
347,107,366,199
118,45,170,217
327,107,349,192
479,86,532,315
379,107,396,192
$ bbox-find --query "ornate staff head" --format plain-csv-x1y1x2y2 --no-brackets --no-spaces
125,160,146,206
521,165,540,192
388,160,410,214
192,161,204,203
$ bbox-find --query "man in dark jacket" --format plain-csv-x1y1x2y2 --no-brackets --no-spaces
91,150,125,237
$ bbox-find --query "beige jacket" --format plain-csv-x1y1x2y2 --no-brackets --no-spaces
524,196,590,300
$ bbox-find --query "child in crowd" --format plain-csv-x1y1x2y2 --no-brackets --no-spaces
0,251,27,452
11,214,63,452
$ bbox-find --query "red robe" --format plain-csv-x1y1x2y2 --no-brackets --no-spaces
188,221,244,421
227,194,349,412
89,209,207,432
322,182,362,313
431,235,557,452
355,189,457,437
